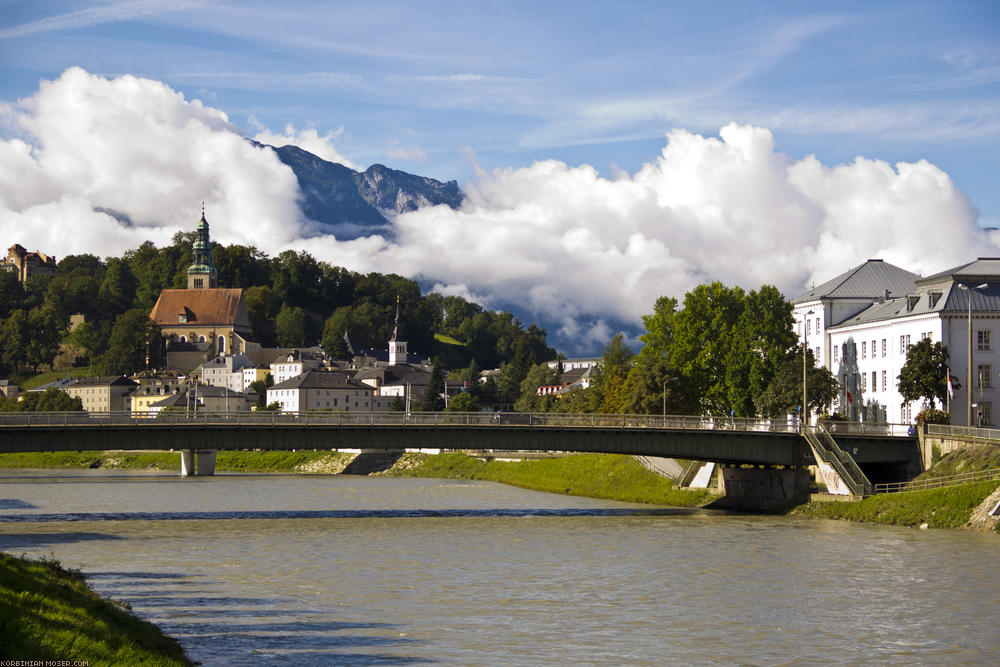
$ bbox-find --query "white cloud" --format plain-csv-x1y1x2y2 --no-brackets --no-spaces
252,122,358,169
0,67,305,257
386,144,427,163
1,68,993,353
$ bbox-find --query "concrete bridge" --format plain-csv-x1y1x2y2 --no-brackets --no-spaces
0,411,918,505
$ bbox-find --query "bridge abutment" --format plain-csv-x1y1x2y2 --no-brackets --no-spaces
711,467,811,510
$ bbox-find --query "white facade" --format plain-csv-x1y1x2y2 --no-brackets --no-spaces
794,258,999,427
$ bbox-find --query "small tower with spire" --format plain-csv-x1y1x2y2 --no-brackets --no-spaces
187,204,218,290
388,295,408,365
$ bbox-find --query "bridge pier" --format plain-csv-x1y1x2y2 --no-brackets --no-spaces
711,466,811,510
180,449,217,476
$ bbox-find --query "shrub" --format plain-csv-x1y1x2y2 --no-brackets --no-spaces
916,408,951,425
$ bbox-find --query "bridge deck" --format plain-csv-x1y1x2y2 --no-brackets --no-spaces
0,412,916,468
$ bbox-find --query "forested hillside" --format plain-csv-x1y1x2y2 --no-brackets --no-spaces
0,231,555,382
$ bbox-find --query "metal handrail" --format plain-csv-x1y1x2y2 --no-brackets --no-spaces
803,425,872,496
875,467,1000,493
925,424,1000,444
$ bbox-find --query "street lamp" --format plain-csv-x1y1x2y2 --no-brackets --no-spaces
802,309,814,429
958,282,988,427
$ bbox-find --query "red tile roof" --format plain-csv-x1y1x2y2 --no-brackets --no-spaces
149,289,250,329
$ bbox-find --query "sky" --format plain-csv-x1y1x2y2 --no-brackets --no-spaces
1,1,999,352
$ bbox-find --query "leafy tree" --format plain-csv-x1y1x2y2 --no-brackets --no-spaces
897,339,957,409
25,306,66,371
513,363,560,412
445,390,476,412
275,304,309,347
755,346,838,418
420,360,445,411
637,296,678,362
99,308,159,375
0,309,30,372
0,271,25,318
0,388,83,412
724,285,796,417
621,357,683,415
66,320,106,364
98,258,137,317
244,284,281,345
594,333,634,413
669,282,746,414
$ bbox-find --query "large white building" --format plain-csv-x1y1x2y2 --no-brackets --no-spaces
267,370,394,412
792,258,999,426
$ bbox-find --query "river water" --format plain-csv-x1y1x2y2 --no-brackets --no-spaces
1,469,998,666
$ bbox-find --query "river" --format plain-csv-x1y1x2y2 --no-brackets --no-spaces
1,469,998,666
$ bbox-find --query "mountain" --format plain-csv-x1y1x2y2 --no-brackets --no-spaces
262,143,464,238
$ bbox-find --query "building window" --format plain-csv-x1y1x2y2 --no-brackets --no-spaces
901,403,912,423
899,335,910,354
979,365,993,389
882,370,887,392
815,346,820,361
978,330,992,351
871,340,876,359
979,402,992,427
833,346,838,363
862,342,866,359
193,278,203,288
862,373,867,391
881,339,887,357
872,371,877,392
806,319,811,335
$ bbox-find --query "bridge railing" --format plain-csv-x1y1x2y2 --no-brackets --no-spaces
0,410,806,433
926,424,1000,444
819,421,913,437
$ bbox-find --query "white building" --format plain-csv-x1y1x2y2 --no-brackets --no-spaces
269,349,325,385
199,354,254,392
792,258,999,426
267,370,393,413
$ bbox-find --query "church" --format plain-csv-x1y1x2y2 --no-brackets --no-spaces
149,212,255,370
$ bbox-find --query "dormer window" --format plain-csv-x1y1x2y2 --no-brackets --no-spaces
929,292,942,308
178,313,187,323
906,295,920,312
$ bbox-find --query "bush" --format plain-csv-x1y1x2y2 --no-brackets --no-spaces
916,408,951,425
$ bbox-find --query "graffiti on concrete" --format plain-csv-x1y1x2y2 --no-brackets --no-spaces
723,470,789,500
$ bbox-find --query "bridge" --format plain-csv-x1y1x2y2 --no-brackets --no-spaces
0,411,919,506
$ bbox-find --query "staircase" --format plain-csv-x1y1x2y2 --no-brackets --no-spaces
803,424,873,496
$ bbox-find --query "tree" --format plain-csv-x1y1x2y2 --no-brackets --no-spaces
25,306,66,371
594,333,634,414
98,257,137,317
275,304,308,348
621,357,683,415
755,346,838,418
420,360,445,411
0,271,25,318
99,308,158,375
724,285,796,417
249,373,274,409
446,390,476,412
637,296,678,362
897,339,957,409
0,309,29,372
0,388,83,412
668,282,746,414
513,363,559,412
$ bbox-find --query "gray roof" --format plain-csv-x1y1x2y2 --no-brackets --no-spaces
919,257,1000,284
829,280,1000,330
269,370,368,391
791,259,919,304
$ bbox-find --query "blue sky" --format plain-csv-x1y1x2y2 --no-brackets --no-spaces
2,1,997,223
1,1,998,352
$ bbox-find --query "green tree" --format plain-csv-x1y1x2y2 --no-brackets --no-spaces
446,390,476,412
244,285,281,345
513,363,559,412
25,306,66,371
420,360,445,411
98,258,137,317
275,304,309,347
897,339,957,409
99,308,159,375
755,346,838,418
0,309,30,372
593,333,635,414
248,373,274,409
0,388,83,412
66,320,106,364
621,357,683,415
669,282,746,414
724,285,796,417
0,271,26,318
637,296,678,362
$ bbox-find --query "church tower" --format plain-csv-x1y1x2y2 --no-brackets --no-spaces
186,206,218,290
388,296,408,365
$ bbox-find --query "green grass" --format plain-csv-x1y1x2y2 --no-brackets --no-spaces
0,553,192,666
0,450,355,474
18,367,99,390
791,480,1000,529
433,332,466,346
388,452,713,507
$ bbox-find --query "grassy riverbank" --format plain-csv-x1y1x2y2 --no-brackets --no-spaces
383,452,714,507
790,480,1000,530
0,450,355,474
0,553,192,666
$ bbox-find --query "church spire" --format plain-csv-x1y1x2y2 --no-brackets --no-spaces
186,204,218,289
388,295,407,365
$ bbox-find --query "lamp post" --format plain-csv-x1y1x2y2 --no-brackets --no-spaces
802,309,814,429
957,282,987,427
